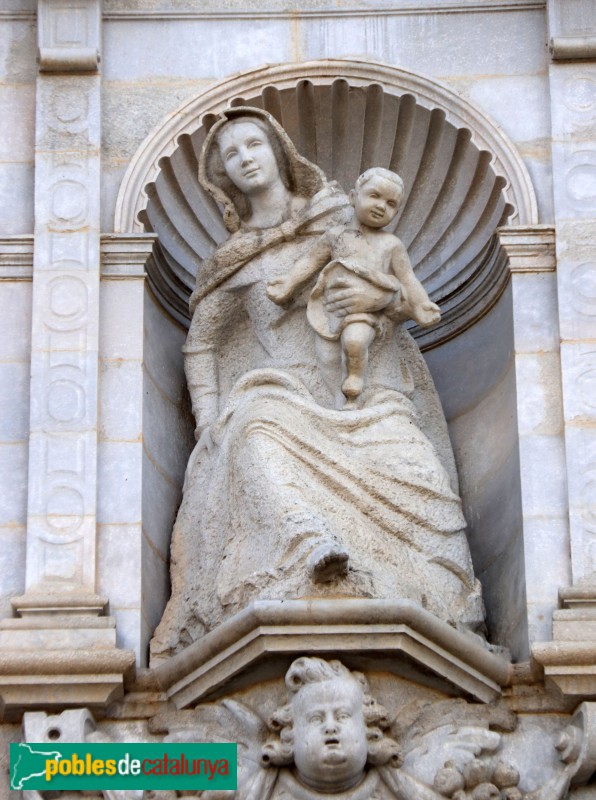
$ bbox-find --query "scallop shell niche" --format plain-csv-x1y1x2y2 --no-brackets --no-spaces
115,59,537,349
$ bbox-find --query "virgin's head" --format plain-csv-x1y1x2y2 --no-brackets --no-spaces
199,107,326,232
214,116,291,198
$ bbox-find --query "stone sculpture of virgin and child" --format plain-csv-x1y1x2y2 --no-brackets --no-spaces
150,106,485,661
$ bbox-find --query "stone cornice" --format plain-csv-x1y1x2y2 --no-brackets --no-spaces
0,12,35,20
498,225,556,273
103,0,545,20
0,235,34,280
0,234,156,280
100,233,156,278
0,0,547,22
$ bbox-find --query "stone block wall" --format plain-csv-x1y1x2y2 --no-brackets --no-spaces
0,0,590,666
1,3,596,799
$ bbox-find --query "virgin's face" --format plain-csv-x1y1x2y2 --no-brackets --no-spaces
217,121,281,195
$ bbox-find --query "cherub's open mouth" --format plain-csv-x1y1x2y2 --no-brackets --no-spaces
324,737,340,746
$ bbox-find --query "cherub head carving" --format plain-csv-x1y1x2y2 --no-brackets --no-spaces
261,657,402,793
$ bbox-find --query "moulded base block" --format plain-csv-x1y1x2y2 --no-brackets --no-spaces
532,584,596,700
0,648,136,721
0,590,136,720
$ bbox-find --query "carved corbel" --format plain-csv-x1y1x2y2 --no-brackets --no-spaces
37,0,101,72
548,0,596,60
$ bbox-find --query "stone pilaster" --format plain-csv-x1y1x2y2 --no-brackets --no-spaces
0,1,136,720
548,0,596,596
13,0,102,612
497,226,570,647
530,2,596,700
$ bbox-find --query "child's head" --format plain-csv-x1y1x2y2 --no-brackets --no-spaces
261,657,402,790
350,168,404,229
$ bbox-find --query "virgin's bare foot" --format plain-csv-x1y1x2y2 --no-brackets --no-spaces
342,374,363,400
308,542,349,583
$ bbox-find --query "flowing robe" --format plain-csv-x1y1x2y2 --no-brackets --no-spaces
150,193,484,660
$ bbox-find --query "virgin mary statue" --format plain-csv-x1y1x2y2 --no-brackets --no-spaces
150,107,485,662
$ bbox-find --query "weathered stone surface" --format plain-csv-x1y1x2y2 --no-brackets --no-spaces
1,5,596,794
151,105,486,662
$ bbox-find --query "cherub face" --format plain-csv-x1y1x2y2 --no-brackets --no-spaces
291,678,368,791
351,174,403,229
217,121,281,196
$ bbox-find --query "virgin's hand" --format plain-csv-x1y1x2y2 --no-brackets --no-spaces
195,426,215,453
324,278,395,316
184,427,215,491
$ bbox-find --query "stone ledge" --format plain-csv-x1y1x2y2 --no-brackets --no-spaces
152,599,512,708
498,225,556,273
532,642,596,699
0,649,136,722
0,620,117,651
100,232,156,278
532,584,596,700
0,234,156,280
560,584,596,608
11,591,109,617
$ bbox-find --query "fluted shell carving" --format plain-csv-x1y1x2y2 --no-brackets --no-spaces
136,77,524,348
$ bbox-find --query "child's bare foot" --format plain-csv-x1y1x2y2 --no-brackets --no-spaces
266,275,295,305
308,542,349,583
415,301,441,327
342,374,363,400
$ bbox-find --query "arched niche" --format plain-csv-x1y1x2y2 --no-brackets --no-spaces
115,58,537,349
116,59,538,659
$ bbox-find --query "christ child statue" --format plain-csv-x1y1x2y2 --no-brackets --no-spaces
267,167,440,406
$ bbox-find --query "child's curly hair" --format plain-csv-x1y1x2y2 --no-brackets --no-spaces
261,657,402,770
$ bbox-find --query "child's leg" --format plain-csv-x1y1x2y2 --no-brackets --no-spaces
341,321,376,401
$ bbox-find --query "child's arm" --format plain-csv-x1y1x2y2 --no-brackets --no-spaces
266,231,333,305
388,238,440,327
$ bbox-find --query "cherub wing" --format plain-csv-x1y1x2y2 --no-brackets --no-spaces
188,699,272,800
400,721,501,787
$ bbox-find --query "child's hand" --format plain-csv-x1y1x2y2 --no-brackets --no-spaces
415,301,441,327
266,274,297,305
